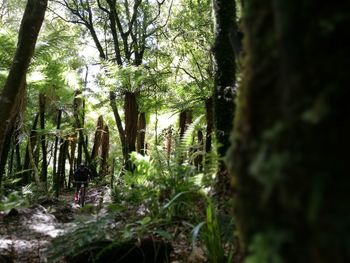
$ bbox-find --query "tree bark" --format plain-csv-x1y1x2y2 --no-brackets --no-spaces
109,91,127,162
205,97,213,154
53,108,62,189
213,0,236,195
124,91,138,169
100,125,110,176
137,112,146,155
179,110,192,139
23,113,39,185
74,91,84,165
39,93,47,183
195,130,204,171
91,115,104,162
227,1,350,262
0,0,47,162
0,125,14,184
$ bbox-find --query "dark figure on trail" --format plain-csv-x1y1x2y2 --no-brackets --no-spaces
73,164,90,205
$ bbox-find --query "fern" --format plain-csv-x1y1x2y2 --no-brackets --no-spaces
177,114,205,162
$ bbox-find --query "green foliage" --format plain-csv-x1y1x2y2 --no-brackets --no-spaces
0,183,42,211
45,210,172,262
191,196,235,263
177,114,205,162
245,230,288,263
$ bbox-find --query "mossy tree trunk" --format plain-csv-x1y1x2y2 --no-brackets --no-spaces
213,0,236,196
228,1,350,262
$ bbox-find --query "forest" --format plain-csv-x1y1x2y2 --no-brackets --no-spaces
0,0,349,262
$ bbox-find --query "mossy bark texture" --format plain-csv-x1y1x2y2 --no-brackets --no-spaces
228,1,350,262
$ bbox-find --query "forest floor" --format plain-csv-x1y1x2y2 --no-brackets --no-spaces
0,185,206,263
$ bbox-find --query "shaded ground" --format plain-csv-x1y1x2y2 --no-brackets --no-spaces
0,186,204,263
0,186,111,263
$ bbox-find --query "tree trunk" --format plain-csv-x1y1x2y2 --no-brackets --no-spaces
53,108,62,190
0,126,14,184
227,1,350,262
23,113,39,185
100,125,109,176
39,93,47,183
179,110,192,139
137,112,146,155
195,130,204,171
109,91,127,163
74,91,84,165
56,139,68,196
68,138,77,189
0,0,47,162
124,91,138,169
15,135,22,173
179,111,187,139
205,97,213,154
213,0,236,196
90,115,104,168
8,144,15,177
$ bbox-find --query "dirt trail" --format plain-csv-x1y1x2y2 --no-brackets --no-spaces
0,186,111,263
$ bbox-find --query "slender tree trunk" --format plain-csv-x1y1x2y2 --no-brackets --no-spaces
0,126,14,183
56,139,68,196
39,93,47,183
109,92,127,163
179,111,187,139
213,0,236,196
23,113,39,185
74,91,84,165
15,137,22,173
8,144,15,177
68,139,76,189
205,97,213,154
195,130,204,171
228,1,350,262
165,127,173,160
91,115,104,164
53,108,62,189
100,125,109,176
179,110,192,139
136,112,146,155
0,0,47,162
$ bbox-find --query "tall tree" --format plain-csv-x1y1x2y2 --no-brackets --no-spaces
0,0,48,167
228,1,350,262
213,0,236,195
57,0,171,169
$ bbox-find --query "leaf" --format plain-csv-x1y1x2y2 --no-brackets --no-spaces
154,230,173,240
191,221,206,247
